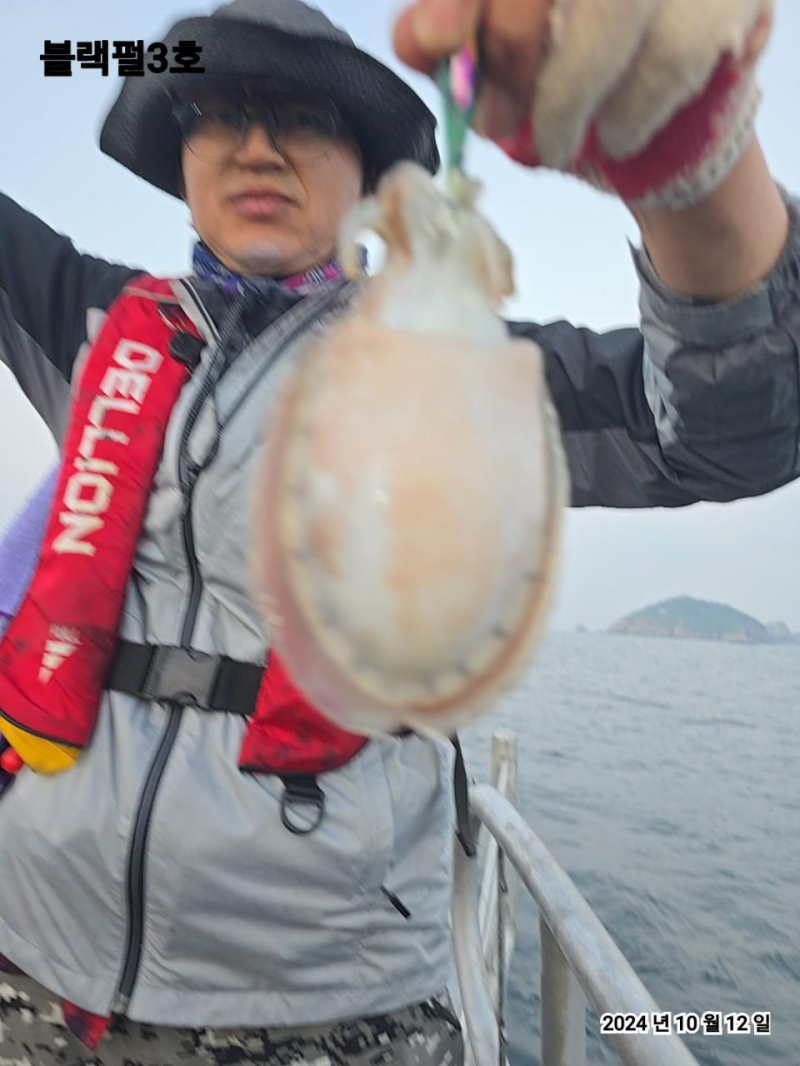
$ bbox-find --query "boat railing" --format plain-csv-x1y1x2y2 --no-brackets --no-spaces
450,730,700,1066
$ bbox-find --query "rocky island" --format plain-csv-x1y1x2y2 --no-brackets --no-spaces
609,596,799,644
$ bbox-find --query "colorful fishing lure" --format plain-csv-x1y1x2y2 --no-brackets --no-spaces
437,37,480,199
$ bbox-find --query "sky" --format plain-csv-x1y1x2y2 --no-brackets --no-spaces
1,1,799,632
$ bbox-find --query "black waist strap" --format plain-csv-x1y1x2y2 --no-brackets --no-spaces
109,641,475,853
108,641,262,715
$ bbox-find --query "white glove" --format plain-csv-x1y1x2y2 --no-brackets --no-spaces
496,0,773,207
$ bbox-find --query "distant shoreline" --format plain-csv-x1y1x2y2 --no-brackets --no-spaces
603,596,800,645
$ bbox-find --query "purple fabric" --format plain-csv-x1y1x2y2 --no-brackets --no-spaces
0,467,57,627
0,469,56,793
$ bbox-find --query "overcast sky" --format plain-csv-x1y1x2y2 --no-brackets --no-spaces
1,1,798,631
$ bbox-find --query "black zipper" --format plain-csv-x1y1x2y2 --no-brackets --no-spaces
115,295,230,1012
115,705,182,1005
113,282,349,1012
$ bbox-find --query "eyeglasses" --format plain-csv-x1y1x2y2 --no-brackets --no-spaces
173,99,345,164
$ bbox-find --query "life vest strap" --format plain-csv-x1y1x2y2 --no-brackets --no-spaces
452,736,477,858
108,643,476,852
280,774,325,835
108,641,262,715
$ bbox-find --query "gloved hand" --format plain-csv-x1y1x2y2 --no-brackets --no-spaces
394,0,773,207
0,736,23,798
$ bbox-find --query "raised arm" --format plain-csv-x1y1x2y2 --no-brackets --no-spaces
509,190,800,508
394,0,799,508
0,192,138,442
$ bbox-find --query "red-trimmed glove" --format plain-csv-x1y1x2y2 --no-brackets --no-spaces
495,0,773,208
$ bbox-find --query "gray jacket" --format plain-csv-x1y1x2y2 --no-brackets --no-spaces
0,190,798,1026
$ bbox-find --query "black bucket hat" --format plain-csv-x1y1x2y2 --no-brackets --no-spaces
99,0,440,198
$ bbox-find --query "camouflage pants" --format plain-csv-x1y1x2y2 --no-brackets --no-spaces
0,975,464,1066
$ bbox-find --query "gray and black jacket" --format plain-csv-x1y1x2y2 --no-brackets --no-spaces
0,189,798,1028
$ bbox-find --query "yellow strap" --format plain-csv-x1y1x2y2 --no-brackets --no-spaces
0,721,80,774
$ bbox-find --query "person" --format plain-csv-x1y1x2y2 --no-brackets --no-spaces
0,0,797,1063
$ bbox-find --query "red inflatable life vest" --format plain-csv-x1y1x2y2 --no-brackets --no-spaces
0,276,367,777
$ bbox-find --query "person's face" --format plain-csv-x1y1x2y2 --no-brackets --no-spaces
179,95,364,276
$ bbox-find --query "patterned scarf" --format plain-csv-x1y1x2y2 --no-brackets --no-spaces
192,241,347,297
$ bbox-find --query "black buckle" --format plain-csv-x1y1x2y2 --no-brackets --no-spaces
168,331,204,370
146,647,222,709
280,775,325,835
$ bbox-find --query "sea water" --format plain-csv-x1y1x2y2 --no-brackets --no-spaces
461,632,800,1066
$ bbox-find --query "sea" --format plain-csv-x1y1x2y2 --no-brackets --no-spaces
459,632,800,1066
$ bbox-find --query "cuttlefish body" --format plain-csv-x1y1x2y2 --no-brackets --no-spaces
254,162,569,737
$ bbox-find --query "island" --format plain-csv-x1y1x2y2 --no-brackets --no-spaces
609,596,799,644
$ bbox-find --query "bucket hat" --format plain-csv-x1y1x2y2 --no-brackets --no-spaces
99,0,440,197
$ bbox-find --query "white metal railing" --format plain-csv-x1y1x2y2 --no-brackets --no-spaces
451,731,700,1066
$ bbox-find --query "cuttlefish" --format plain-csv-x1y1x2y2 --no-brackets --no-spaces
254,162,569,737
